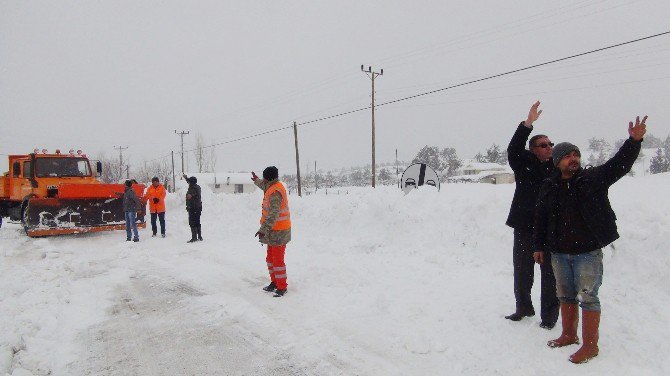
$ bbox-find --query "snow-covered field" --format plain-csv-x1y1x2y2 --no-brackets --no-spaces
2,174,669,376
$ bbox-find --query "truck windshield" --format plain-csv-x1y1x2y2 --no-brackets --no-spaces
35,158,92,178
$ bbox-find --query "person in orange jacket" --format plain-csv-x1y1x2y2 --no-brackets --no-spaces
143,176,167,237
252,167,291,297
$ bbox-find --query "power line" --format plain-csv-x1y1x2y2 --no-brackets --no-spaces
180,31,668,154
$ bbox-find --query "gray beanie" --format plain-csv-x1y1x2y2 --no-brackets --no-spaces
552,142,580,166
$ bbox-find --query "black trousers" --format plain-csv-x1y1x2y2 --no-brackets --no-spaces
150,212,166,235
513,229,559,324
188,210,201,228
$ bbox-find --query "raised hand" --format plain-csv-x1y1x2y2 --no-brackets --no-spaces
628,115,647,141
525,101,543,127
251,171,259,181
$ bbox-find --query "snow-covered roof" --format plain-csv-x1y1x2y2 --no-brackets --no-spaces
461,162,508,171
448,170,514,181
184,172,254,185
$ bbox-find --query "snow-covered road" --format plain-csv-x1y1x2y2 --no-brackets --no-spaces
2,175,670,375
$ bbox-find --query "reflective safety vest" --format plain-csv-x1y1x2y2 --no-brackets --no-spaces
260,182,291,231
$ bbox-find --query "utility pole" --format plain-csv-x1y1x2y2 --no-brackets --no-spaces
114,146,128,182
314,160,317,192
174,130,190,175
171,151,176,193
126,165,129,179
293,121,302,197
361,65,383,187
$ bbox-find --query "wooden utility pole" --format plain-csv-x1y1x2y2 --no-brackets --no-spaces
361,65,383,187
293,121,302,197
171,151,176,193
174,130,190,175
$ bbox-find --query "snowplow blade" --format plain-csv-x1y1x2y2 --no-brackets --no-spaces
23,197,145,237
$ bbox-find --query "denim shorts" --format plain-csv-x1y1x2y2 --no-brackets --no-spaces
551,249,603,311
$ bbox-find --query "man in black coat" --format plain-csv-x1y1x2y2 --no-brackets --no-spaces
183,174,203,243
505,101,559,328
533,115,647,364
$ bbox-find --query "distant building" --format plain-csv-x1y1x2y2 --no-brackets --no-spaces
182,172,258,194
446,160,514,184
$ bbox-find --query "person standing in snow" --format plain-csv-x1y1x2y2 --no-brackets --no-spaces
121,180,142,242
504,101,560,329
533,116,647,364
143,176,167,238
252,167,291,297
183,174,203,243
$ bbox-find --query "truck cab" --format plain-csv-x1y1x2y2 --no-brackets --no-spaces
1,151,102,222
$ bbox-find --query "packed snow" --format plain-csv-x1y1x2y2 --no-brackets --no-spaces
1,174,669,375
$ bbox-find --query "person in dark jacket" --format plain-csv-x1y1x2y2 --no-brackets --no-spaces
533,115,647,364
122,180,142,242
504,101,559,328
183,174,202,243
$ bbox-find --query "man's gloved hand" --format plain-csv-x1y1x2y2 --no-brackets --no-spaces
153,198,159,204
251,172,258,181
254,231,265,239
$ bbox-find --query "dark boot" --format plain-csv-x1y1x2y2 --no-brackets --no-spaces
187,227,198,243
273,289,287,297
197,225,203,241
263,282,277,292
505,307,535,321
548,303,580,347
569,310,600,364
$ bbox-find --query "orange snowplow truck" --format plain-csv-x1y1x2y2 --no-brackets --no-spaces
0,150,145,237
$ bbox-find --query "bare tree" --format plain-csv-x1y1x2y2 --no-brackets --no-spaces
95,152,124,183
195,133,206,173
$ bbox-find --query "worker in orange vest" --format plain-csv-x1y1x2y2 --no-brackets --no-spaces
143,176,167,237
252,166,291,297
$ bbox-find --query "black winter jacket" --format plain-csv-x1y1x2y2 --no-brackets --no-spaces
506,123,555,232
533,138,642,253
186,183,202,212
122,186,142,212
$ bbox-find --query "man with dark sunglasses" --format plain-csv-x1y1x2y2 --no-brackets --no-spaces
504,101,559,329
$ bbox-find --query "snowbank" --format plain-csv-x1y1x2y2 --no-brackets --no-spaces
1,173,669,375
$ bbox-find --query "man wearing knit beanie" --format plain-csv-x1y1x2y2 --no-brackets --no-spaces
552,142,581,167
504,101,559,330
252,166,292,298
534,115,647,364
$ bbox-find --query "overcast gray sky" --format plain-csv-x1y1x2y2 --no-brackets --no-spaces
1,0,669,175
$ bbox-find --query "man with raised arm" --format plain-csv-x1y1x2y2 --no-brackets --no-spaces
504,101,559,329
533,116,647,363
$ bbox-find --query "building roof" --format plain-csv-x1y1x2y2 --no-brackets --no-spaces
448,170,514,181
184,172,254,185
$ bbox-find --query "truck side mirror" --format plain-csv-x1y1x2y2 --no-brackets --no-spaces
96,161,102,177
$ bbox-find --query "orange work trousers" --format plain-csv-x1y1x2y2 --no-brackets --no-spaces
266,245,288,290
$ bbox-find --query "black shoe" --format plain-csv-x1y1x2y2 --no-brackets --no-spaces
273,289,287,297
505,309,535,321
133,238,139,242
263,282,277,292
187,238,198,243
161,234,166,238
152,233,157,237
126,238,131,242
539,321,556,330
